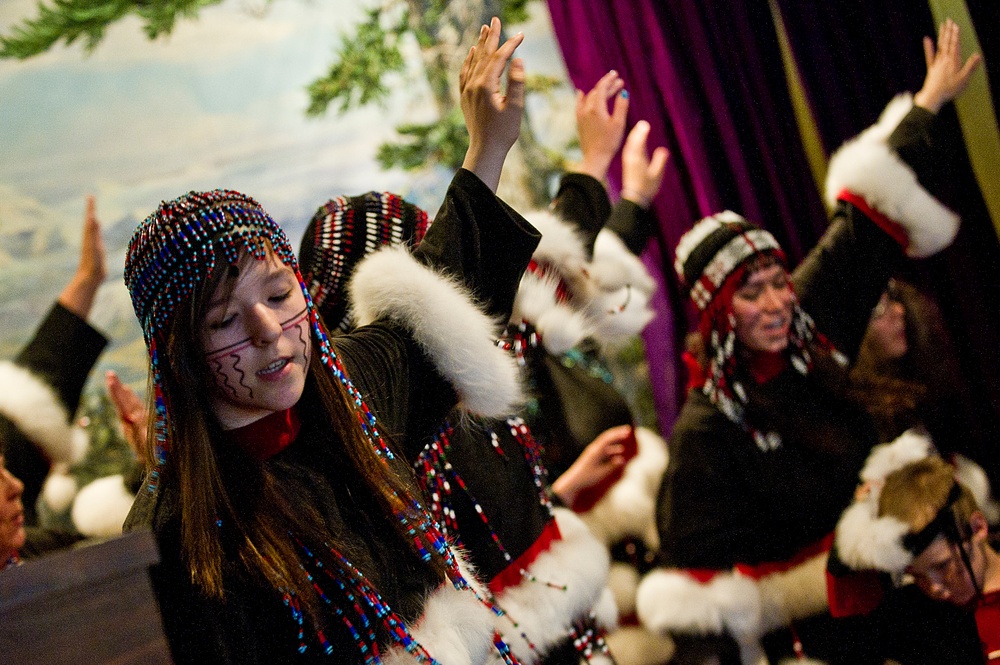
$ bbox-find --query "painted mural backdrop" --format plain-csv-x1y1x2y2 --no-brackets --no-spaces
0,0,576,396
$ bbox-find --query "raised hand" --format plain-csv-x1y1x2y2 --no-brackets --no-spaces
576,70,629,182
620,120,669,209
58,195,107,319
914,18,982,113
460,17,525,193
106,370,151,467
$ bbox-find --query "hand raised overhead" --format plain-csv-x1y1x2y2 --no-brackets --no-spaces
460,17,525,193
914,18,982,113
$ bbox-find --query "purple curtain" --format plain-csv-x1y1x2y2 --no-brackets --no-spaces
775,0,1000,482
546,0,829,433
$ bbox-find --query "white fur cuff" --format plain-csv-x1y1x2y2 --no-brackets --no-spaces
349,245,523,419
0,361,88,466
825,93,959,258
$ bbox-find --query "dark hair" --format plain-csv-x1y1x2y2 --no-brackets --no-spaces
849,279,964,444
149,245,447,629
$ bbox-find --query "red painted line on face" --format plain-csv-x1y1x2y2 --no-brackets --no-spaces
204,307,309,361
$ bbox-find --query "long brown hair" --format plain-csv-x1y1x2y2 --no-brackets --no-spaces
145,247,447,627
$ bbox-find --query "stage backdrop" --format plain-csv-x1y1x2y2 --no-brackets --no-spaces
0,1,578,395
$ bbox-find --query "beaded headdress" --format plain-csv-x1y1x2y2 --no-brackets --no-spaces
674,211,840,451
299,191,429,332
124,189,508,660
124,189,387,488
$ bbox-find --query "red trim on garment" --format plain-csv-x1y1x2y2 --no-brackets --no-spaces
226,407,302,460
826,568,884,618
489,519,563,595
526,259,571,303
680,533,835,586
682,351,706,392
977,590,1000,660
837,189,909,250
735,532,834,579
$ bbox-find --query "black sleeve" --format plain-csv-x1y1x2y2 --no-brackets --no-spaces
606,199,655,256
792,107,941,359
414,168,540,320
15,302,108,415
791,206,904,359
551,173,612,250
336,168,539,463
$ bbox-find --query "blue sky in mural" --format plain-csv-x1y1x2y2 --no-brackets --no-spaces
0,0,573,389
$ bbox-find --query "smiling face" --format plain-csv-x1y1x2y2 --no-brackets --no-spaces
200,250,312,430
731,263,794,353
0,455,26,566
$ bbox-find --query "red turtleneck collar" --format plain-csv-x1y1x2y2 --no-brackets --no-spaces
747,349,788,385
226,407,302,460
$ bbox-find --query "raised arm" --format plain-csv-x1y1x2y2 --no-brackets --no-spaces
575,70,629,183
606,120,669,254
794,20,979,357
460,17,525,194
57,195,107,321
913,19,981,114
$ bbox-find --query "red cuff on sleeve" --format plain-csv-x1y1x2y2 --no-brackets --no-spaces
837,189,909,250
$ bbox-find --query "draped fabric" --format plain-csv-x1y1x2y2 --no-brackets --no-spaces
545,0,1000,481
545,0,829,434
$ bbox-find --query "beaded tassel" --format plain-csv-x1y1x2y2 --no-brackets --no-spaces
567,614,612,661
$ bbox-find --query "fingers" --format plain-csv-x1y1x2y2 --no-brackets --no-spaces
624,119,651,155
610,87,629,125
923,36,934,71
960,52,983,80
505,57,526,110
594,423,635,446
649,145,670,176
459,45,475,92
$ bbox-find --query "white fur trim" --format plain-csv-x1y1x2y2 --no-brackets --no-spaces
579,427,668,549
0,361,89,466
607,561,640,617
383,557,496,665
825,93,959,258
603,625,675,665
511,269,592,354
835,499,913,573
71,474,135,537
637,555,828,665
492,508,612,664
636,568,761,638
954,453,1000,525
41,468,78,513
521,209,591,281
349,245,523,419
588,229,657,348
859,429,934,485
753,551,829,635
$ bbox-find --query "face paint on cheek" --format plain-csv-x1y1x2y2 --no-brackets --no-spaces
208,350,254,400
283,308,311,366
